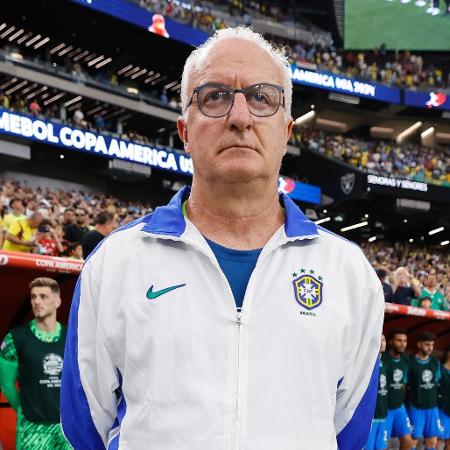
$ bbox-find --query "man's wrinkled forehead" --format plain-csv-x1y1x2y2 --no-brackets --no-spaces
188,38,282,92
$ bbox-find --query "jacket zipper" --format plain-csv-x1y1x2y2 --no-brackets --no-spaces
235,306,242,449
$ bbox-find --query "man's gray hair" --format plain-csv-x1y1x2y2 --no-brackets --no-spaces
180,27,293,119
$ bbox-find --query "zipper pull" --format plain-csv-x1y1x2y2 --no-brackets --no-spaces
236,307,242,325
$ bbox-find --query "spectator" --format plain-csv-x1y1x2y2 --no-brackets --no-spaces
168,97,178,109
376,268,394,302
391,267,421,306
36,219,64,257
73,108,87,128
413,274,448,311
28,99,42,116
418,296,432,309
2,211,42,253
62,207,75,233
0,90,10,109
160,88,168,104
94,113,105,131
81,211,117,258
68,242,84,260
64,207,90,243
2,198,26,234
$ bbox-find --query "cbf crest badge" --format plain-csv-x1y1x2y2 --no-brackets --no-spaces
292,269,323,310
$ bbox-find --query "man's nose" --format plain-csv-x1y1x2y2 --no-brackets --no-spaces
227,93,253,132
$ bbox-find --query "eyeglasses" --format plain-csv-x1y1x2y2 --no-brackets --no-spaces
187,82,285,118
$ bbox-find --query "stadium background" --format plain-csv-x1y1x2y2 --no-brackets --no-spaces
0,0,449,448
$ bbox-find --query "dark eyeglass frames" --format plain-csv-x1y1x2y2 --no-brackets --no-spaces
187,82,285,118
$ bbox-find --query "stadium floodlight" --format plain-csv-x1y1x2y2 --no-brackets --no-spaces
144,73,161,83
8,29,24,42
122,66,141,78
409,238,414,243
17,32,33,45
441,240,449,246
368,236,377,243
25,86,47,101
0,26,16,40
420,127,435,147
340,221,368,232
396,121,422,144
87,55,106,67
73,50,90,62
130,68,148,80
314,217,331,225
64,96,82,107
95,57,112,69
328,92,360,105
428,226,444,235
58,46,75,57
5,80,28,96
294,110,316,127
117,65,133,75
34,37,50,50
164,80,180,90
0,78,18,90
43,92,65,106
421,127,434,139
50,43,65,54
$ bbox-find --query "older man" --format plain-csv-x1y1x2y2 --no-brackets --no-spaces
61,27,384,450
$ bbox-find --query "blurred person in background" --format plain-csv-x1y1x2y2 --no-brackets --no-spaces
0,277,71,450
366,334,389,450
2,211,42,253
383,329,414,450
376,268,394,302
2,198,27,234
68,242,83,260
61,207,75,234
0,201,5,248
418,296,432,310
80,211,117,258
36,219,64,257
392,267,421,306
407,332,443,450
439,346,450,450
412,274,448,311
64,207,89,243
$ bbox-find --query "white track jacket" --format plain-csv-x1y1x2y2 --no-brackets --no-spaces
61,187,384,450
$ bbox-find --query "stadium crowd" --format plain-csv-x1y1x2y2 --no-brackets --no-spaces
137,0,450,90
3,0,450,98
0,177,448,310
362,241,449,310
294,128,450,187
0,178,152,260
2,81,450,188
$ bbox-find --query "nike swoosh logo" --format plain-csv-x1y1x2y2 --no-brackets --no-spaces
146,283,186,300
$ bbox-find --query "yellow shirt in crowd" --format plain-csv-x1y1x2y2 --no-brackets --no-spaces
2,218,36,253
2,213,27,232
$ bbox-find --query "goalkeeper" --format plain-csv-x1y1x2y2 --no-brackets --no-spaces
0,277,70,450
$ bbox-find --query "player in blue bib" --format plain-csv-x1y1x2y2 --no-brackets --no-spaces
407,332,444,450
367,335,389,450
382,329,414,449
438,346,450,448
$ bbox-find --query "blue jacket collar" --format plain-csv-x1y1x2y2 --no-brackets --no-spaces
141,186,318,239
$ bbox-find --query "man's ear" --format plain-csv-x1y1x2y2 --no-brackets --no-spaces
177,117,189,153
286,118,294,144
